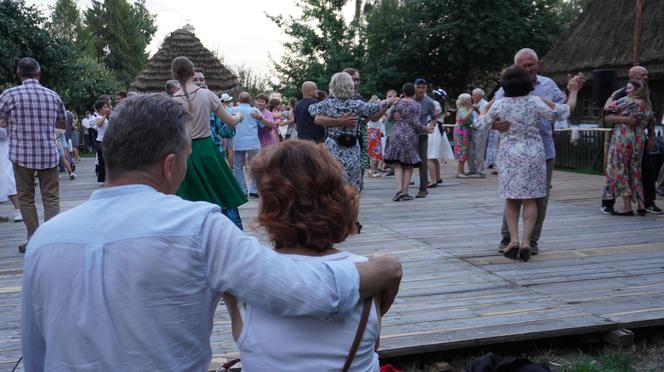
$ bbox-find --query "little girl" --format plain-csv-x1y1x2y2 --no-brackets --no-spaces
454,93,474,178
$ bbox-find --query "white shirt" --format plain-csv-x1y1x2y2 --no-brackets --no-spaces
93,112,108,141
22,185,360,371
81,116,90,130
237,251,380,372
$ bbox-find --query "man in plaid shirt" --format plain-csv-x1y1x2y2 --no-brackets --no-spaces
0,58,67,253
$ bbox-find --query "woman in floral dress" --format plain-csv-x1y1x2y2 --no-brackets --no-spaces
384,83,424,201
482,65,569,261
308,72,392,191
454,94,474,178
602,80,652,215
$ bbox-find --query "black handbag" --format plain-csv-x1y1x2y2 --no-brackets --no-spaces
335,133,358,147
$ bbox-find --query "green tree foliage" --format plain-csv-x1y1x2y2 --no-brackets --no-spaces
59,55,124,113
84,0,156,84
271,0,588,97
0,0,77,91
50,0,94,55
268,0,364,98
363,0,566,94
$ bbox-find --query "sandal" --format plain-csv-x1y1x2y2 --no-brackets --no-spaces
503,242,520,259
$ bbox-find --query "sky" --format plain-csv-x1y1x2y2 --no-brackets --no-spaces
27,0,356,77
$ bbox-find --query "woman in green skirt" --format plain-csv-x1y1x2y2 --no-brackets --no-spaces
171,56,247,229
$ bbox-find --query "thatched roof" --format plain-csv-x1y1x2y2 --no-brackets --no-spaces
130,26,241,93
540,0,664,85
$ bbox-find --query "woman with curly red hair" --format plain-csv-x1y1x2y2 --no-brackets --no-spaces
223,139,385,371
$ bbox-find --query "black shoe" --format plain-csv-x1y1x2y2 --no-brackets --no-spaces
519,246,531,262
436,179,443,184
356,222,363,234
503,243,520,259
427,182,438,188
646,205,664,214
530,241,539,255
392,192,404,202
498,236,510,253
637,208,647,216
18,242,27,254
401,194,414,201
600,205,614,215
611,210,634,216
385,171,394,176
409,181,415,185
415,190,428,198
248,193,259,198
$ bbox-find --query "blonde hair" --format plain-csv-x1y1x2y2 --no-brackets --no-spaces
329,72,355,100
369,95,380,103
456,93,472,108
171,56,195,113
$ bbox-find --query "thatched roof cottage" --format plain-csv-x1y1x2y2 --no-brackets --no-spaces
130,25,241,94
539,0,663,122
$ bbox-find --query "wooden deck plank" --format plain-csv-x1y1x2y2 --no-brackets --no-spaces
1,157,664,370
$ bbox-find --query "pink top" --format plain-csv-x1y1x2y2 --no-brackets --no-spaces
258,109,277,148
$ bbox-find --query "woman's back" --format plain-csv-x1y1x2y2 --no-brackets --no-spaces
236,251,380,372
394,99,420,127
172,86,219,139
489,96,566,144
309,98,381,135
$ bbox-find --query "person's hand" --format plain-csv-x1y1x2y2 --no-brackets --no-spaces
234,112,244,122
338,113,358,128
250,112,262,120
492,117,510,132
368,255,402,316
393,112,402,121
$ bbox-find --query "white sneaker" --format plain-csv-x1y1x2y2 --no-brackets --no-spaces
14,209,23,222
69,172,77,180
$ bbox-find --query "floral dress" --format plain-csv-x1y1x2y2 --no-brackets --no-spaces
367,119,383,161
453,108,472,161
308,98,382,190
484,96,569,199
384,99,423,167
601,96,651,202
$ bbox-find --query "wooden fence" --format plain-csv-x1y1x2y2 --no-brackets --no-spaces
440,124,610,172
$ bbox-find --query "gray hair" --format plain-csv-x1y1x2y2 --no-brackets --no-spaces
103,94,190,180
456,93,472,108
17,57,41,79
472,88,485,97
165,80,180,93
328,72,355,100
514,48,538,64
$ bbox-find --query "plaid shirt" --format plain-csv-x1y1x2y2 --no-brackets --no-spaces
0,79,66,169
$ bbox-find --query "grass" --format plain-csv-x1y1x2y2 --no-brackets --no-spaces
383,330,664,372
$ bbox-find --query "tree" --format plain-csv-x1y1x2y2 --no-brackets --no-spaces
0,0,78,91
59,55,124,113
50,0,95,56
268,0,363,98
362,0,568,94
84,0,156,84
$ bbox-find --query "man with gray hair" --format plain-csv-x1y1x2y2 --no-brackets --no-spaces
487,48,583,255
165,79,180,97
0,57,67,253
468,88,489,177
21,94,402,370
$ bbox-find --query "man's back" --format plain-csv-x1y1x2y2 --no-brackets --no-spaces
23,185,219,370
294,98,324,143
229,103,262,150
0,80,65,169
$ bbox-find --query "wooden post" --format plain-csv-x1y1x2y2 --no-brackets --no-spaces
633,0,642,65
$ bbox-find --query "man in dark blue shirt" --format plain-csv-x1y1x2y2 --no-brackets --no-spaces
294,81,325,143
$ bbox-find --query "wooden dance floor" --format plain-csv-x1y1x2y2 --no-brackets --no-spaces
1,158,663,369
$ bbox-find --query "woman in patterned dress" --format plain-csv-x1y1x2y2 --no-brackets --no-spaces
482,66,569,261
454,94,474,178
308,72,393,191
384,83,424,201
602,80,653,215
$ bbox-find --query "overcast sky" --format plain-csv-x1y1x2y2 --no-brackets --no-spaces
27,0,355,78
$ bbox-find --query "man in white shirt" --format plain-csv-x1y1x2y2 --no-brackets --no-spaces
21,94,402,371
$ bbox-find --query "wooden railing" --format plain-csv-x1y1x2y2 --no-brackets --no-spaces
440,124,611,173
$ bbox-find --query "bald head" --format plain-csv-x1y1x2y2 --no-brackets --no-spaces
302,81,318,99
629,66,648,81
514,48,539,83
238,92,251,103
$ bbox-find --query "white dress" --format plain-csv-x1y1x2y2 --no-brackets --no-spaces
0,128,16,202
483,96,568,199
427,101,454,161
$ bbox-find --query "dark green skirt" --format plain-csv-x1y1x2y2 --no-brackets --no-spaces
177,136,248,209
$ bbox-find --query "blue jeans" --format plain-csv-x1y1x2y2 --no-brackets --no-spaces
232,149,258,194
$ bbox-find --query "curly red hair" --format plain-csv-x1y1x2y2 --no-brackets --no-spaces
250,140,359,252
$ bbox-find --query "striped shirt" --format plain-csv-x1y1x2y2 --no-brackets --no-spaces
0,79,66,169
